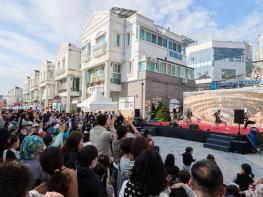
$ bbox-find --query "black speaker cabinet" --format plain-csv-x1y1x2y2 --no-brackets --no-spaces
234,109,245,124
135,109,140,117
189,123,199,130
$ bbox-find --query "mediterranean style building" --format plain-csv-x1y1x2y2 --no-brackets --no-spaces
7,86,23,109
23,76,31,109
30,70,40,109
81,8,195,118
39,61,55,110
55,43,81,112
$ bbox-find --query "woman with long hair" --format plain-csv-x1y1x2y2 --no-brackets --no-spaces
31,146,78,197
119,149,169,197
234,163,254,191
63,131,83,169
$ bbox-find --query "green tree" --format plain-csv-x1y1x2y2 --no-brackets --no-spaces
156,104,171,122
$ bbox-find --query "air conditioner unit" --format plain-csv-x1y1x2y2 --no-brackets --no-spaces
182,78,188,84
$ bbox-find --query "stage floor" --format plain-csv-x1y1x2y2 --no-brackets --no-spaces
147,121,263,136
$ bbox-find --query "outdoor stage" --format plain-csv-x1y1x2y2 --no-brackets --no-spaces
147,121,263,136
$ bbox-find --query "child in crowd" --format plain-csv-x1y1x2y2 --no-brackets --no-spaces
165,154,180,184
170,170,191,197
182,146,195,172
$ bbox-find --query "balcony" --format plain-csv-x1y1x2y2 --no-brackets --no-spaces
92,42,106,57
56,69,65,76
81,51,91,62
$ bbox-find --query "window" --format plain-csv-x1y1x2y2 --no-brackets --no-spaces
72,77,80,91
171,65,176,76
62,59,66,69
140,27,145,40
57,62,60,69
168,40,173,50
96,34,106,44
151,34,157,44
156,61,160,72
221,69,236,80
48,71,53,79
167,64,172,75
127,32,131,46
180,67,185,78
178,45,182,53
157,36,163,46
128,61,132,74
172,42,177,51
146,31,151,42
163,38,167,48
115,33,121,47
159,61,166,74
113,63,121,73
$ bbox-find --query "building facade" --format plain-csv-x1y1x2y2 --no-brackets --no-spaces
30,70,40,109
7,87,23,109
39,61,55,110
186,40,253,86
55,43,81,112
252,33,263,80
23,76,31,109
81,8,195,118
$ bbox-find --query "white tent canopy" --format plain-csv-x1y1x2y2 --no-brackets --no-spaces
77,91,117,111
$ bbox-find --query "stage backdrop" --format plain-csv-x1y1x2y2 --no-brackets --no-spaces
183,87,263,128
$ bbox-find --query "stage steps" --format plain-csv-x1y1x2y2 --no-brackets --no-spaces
204,134,235,152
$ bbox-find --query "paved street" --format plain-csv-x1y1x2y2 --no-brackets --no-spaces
154,136,263,184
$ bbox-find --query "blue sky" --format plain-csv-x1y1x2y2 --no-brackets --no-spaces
0,0,263,95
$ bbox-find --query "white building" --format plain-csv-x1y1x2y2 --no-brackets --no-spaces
55,43,81,112
81,8,195,117
39,61,55,110
252,33,263,80
30,70,40,108
7,86,23,109
256,33,263,60
23,76,31,109
186,40,253,84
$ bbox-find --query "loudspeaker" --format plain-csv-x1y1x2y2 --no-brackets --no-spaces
189,123,199,130
135,109,140,117
234,109,245,124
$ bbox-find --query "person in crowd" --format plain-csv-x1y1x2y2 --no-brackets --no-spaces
63,131,83,169
2,133,20,161
90,114,116,159
0,127,13,161
20,135,46,189
32,146,78,197
191,159,224,197
113,125,129,163
119,149,169,197
82,131,92,147
77,145,105,197
225,184,241,197
170,170,191,197
206,154,217,165
234,163,255,191
182,146,195,172
130,136,149,159
0,100,4,128
117,137,134,195
165,153,180,184
94,154,115,197
0,160,32,197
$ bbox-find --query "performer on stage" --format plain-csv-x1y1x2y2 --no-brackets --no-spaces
244,108,256,129
213,109,228,129
173,107,181,123
185,108,193,124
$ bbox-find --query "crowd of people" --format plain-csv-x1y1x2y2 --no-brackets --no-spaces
0,100,263,197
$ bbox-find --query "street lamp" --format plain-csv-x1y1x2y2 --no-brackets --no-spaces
141,82,144,118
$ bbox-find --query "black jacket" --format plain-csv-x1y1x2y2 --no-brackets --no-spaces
77,167,106,197
182,152,195,166
234,173,254,191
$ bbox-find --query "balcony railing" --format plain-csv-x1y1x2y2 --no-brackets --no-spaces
81,51,91,62
56,69,65,75
58,88,67,93
92,42,106,57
